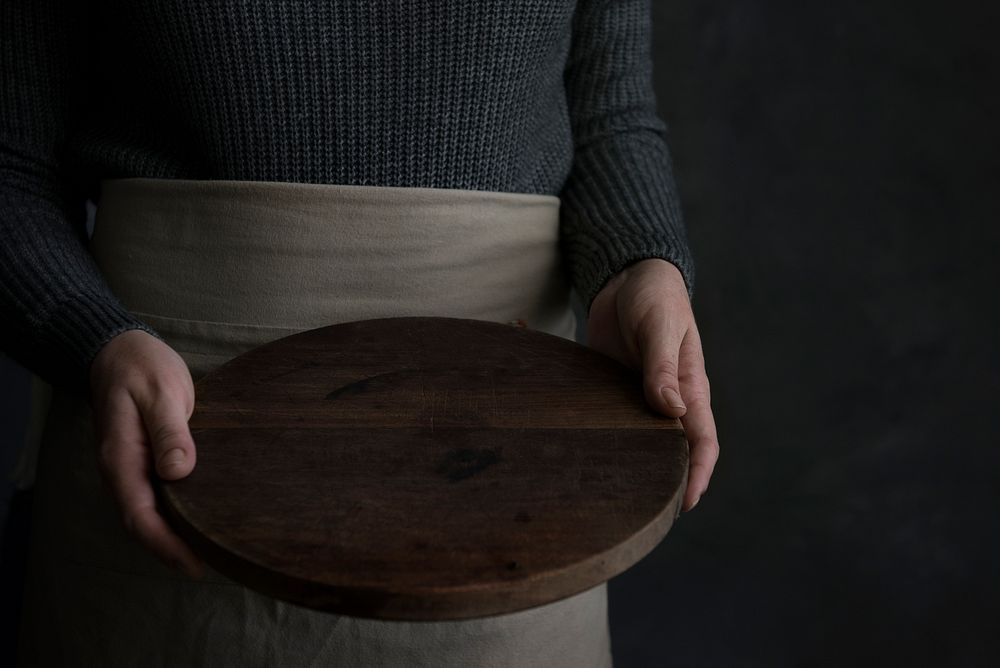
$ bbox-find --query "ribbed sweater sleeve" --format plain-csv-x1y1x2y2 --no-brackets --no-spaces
0,0,155,391
1,1,697,390
560,0,696,309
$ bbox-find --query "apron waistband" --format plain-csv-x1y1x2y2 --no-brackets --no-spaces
90,178,577,377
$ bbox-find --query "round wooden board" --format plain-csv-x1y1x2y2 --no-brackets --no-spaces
159,316,688,620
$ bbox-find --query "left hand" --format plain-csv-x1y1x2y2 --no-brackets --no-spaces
586,259,719,511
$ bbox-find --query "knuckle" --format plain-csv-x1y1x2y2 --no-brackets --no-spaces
630,290,663,319
678,357,707,381
630,307,663,339
154,372,190,398
133,377,169,407
109,365,148,394
148,422,184,444
649,359,679,380
694,439,720,464
683,385,711,406
132,371,191,408
706,439,720,458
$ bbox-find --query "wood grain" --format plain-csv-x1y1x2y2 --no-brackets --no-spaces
159,317,688,620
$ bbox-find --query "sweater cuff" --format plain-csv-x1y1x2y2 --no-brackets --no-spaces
563,232,695,315
31,292,159,392
559,136,696,312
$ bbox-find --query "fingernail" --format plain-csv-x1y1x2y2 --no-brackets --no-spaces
660,387,686,410
161,448,186,470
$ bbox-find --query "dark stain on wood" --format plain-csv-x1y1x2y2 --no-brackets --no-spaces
436,447,501,482
325,368,416,400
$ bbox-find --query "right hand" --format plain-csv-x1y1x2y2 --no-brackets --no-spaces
89,329,205,579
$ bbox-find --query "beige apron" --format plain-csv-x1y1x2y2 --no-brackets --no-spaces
17,178,613,668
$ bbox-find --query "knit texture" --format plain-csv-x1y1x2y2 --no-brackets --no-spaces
1,0,694,390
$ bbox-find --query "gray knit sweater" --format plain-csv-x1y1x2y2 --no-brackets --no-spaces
0,0,694,390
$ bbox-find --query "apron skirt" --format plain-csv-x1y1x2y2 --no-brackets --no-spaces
17,178,613,668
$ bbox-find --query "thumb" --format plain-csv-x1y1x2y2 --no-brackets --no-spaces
135,389,197,480
635,308,687,419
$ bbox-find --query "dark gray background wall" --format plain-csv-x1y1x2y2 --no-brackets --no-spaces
606,1,998,666
2,0,998,666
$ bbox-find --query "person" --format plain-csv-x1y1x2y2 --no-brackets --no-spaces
1,1,719,666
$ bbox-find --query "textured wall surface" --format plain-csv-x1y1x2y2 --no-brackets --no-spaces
607,1,999,665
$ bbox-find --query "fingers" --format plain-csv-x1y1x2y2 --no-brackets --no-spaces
632,299,719,511
677,327,720,511
588,261,719,512
97,386,204,579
